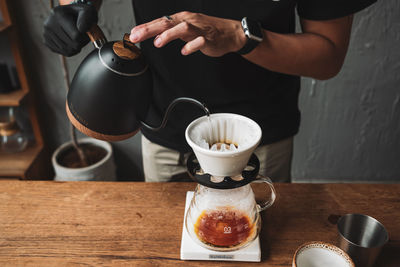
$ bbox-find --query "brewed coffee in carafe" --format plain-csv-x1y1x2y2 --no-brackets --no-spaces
195,208,253,247
186,184,262,251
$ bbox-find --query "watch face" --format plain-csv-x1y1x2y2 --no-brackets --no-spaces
242,17,263,42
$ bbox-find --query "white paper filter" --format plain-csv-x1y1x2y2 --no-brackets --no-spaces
189,114,260,152
185,113,262,177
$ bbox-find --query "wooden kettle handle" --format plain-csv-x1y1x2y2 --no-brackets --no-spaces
86,24,107,49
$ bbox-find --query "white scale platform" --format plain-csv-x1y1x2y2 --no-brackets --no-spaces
180,191,261,262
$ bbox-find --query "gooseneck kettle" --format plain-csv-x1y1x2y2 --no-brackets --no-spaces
67,25,208,141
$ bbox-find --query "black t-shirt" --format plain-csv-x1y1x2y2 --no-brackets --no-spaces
132,0,376,152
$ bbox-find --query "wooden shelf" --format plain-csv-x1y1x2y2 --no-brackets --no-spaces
0,0,12,32
0,88,27,106
0,143,43,178
0,0,50,179
0,21,11,32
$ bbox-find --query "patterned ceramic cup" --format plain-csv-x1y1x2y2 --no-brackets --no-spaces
293,241,354,267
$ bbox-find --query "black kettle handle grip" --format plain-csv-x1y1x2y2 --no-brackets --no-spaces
87,24,107,49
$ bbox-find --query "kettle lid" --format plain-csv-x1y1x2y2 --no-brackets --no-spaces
187,153,260,189
98,34,148,77
113,34,142,60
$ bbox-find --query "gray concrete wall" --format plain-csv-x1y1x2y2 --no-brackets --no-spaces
9,0,399,182
293,0,400,183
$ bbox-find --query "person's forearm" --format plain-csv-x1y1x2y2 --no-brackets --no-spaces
243,32,343,80
243,17,353,80
59,0,102,10
128,11,352,80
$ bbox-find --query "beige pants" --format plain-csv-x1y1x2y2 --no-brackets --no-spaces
141,135,293,183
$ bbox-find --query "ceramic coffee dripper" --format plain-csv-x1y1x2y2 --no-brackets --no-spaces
185,113,263,177
184,113,276,251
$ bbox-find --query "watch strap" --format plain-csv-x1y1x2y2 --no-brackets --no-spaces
237,17,263,55
237,38,260,55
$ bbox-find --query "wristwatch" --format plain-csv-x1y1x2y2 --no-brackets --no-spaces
237,17,263,55
70,0,93,5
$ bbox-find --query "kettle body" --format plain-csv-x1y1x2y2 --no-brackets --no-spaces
67,26,208,142
67,29,152,141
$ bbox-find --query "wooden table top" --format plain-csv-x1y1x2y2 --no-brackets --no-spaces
0,181,399,266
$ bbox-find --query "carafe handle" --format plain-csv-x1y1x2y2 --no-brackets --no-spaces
251,176,276,212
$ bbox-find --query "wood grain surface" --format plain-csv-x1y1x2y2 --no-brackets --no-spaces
0,89,28,106
0,144,42,178
0,181,399,266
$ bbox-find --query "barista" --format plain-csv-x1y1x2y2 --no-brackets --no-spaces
43,0,376,182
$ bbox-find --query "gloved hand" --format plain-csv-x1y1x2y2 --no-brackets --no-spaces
43,4,98,57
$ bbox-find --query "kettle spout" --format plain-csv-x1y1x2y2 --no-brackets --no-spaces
140,97,210,132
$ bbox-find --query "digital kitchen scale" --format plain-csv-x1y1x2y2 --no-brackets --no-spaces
180,191,261,262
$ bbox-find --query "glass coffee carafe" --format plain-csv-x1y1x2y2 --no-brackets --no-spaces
185,178,276,251
184,113,277,252
0,107,28,153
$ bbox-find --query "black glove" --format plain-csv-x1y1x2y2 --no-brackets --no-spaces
43,4,98,57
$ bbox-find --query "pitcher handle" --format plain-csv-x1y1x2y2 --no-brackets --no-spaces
251,176,276,212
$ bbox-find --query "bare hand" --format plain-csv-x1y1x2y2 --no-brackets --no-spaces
129,12,246,57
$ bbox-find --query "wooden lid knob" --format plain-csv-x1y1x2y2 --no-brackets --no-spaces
112,42,140,60
112,34,141,60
